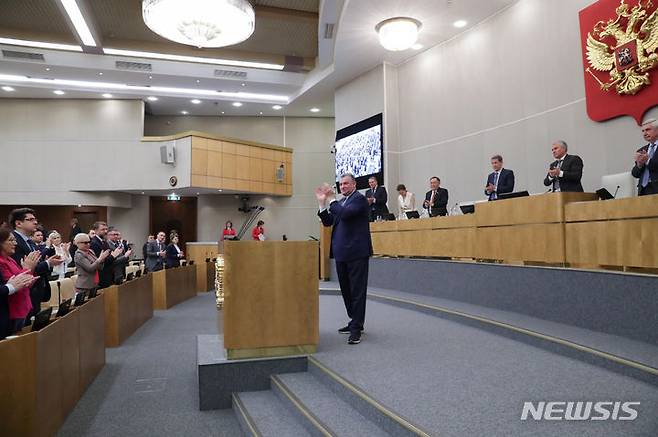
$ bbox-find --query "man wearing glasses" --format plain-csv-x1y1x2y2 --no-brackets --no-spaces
8,208,63,323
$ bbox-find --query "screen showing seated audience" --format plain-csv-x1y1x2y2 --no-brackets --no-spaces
334,113,383,190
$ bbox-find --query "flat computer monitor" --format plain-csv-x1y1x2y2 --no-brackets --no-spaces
88,288,98,299
460,204,475,214
135,270,142,278
74,291,87,307
405,211,421,219
126,272,134,281
56,298,72,317
601,172,636,199
188,260,195,266
497,191,530,200
31,307,53,332
383,213,397,221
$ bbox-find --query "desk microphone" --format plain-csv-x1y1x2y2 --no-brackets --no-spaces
613,185,620,199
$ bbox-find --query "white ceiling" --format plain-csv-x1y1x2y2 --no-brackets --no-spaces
0,0,518,118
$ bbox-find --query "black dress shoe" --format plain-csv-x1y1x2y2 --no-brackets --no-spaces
339,326,364,334
348,332,361,344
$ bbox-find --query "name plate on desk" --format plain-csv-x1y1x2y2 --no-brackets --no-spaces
223,241,319,360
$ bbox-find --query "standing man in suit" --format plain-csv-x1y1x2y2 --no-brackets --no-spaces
485,155,515,200
423,176,449,217
316,173,372,345
8,208,63,322
364,176,389,221
90,221,123,288
631,119,658,196
107,227,132,283
543,140,584,192
145,231,166,272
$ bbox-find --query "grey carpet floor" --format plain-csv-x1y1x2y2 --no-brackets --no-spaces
57,292,242,437
315,295,658,437
320,281,658,369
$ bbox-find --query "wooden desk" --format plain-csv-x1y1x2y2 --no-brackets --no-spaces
104,276,154,347
319,225,332,280
0,294,105,437
151,265,197,310
565,195,658,269
223,241,318,359
186,242,219,292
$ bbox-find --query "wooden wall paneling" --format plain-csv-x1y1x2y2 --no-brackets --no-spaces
222,154,236,179
207,150,223,177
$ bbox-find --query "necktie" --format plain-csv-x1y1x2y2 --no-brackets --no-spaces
430,190,436,207
642,144,656,187
554,160,563,192
491,173,499,200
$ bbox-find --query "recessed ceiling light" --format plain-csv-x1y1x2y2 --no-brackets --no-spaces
102,93,112,98
272,105,282,110
453,20,468,28
221,111,225,114
45,67,51,71
241,83,246,87
411,43,423,50
2,86,15,92
148,75,153,79
196,79,200,83
232,102,243,107
196,192,200,195
141,191,145,194
147,96,158,101
98,72,103,75
375,17,422,51
53,90,65,95
103,48,284,70
181,110,189,115
191,99,201,104
259,111,263,115
0,37,82,52
309,107,320,113
60,0,97,46
218,189,223,192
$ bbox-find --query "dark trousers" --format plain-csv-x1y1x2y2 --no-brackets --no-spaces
639,181,658,196
335,257,369,333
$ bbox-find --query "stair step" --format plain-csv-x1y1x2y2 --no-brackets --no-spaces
273,372,391,437
233,390,312,437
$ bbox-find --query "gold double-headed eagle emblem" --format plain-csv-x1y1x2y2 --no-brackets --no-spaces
586,0,658,95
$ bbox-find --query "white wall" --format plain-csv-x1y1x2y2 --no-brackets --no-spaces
333,0,658,210
107,194,150,250
146,115,336,241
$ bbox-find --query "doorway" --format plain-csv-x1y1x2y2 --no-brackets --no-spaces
149,196,198,247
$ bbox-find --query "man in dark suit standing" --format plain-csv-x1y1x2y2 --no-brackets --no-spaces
631,119,658,196
317,173,372,345
107,227,132,284
8,208,63,322
90,221,123,289
485,155,515,200
364,176,389,221
543,140,584,192
423,176,449,217
145,232,166,272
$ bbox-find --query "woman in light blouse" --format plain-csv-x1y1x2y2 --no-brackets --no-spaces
73,233,111,295
44,231,72,279
397,184,416,219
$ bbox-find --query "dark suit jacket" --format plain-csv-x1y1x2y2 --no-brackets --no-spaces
424,188,449,216
11,231,51,306
631,144,658,195
543,154,584,192
107,240,129,284
165,244,181,268
90,235,116,288
364,186,389,220
318,191,373,263
0,279,10,339
485,168,515,200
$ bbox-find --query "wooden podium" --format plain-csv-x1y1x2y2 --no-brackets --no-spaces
223,241,319,359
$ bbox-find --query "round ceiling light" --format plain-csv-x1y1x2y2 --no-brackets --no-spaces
375,17,422,51
142,0,255,48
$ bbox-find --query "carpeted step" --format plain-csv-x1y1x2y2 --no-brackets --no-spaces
272,372,391,436
233,390,312,437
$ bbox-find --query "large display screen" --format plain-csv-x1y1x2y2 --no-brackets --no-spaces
334,113,383,189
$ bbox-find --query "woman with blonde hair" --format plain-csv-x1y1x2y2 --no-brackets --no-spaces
73,233,114,296
44,231,72,279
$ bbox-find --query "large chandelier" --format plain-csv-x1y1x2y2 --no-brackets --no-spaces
142,0,255,48
375,17,422,51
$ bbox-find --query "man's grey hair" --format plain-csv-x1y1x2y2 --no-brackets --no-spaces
642,119,658,129
553,140,568,151
340,173,356,182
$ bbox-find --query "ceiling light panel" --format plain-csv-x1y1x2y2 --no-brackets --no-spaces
103,48,284,70
0,37,82,52
59,0,97,47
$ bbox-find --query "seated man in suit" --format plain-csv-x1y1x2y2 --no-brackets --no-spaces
485,155,515,200
423,176,449,217
543,140,584,192
364,176,389,221
631,119,658,196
